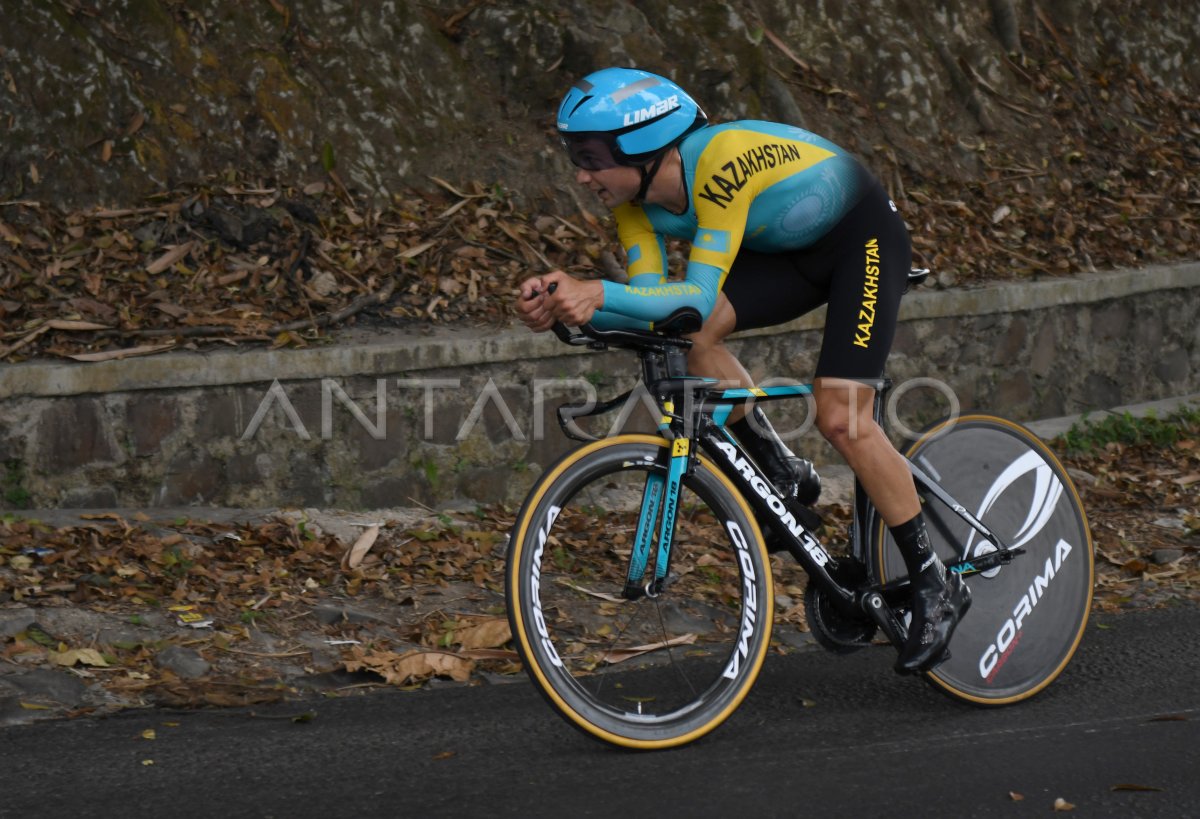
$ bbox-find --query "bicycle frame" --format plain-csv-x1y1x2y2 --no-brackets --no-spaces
549,319,1024,641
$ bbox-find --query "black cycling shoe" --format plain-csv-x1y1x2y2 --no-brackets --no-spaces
730,406,822,506
890,514,972,675
894,566,972,674
774,456,822,507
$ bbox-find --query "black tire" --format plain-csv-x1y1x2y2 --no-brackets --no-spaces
874,414,1094,704
506,434,774,749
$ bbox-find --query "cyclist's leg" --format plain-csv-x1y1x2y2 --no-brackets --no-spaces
810,179,911,519
811,180,969,674
706,251,827,502
813,378,917,520
684,292,750,390
686,250,825,394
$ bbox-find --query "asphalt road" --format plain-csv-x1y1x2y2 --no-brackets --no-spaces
2,605,1197,819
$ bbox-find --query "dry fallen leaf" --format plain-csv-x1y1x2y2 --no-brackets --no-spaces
399,240,436,259
342,524,381,570
44,319,110,332
1053,797,1076,812
48,647,110,668
456,648,520,661
453,617,512,650
345,648,474,686
145,241,195,274
66,342,176,362
602,634,698,664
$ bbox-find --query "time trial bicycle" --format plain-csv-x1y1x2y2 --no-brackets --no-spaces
505,272,1094,749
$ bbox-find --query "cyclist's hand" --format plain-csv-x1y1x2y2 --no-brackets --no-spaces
540,271,604,327
516,274,556,333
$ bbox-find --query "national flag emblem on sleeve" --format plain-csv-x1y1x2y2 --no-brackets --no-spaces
694,228,731,253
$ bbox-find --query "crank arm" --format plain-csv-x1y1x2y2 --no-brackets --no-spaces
861,590,906,649
947,547,1026,576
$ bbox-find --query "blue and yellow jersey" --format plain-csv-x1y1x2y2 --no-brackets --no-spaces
592,121,868,329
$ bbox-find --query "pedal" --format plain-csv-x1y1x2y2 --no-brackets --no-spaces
861,591,907,649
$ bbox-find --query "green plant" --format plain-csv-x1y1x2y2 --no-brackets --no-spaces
160,547,194,577
2,459,31,509
418,458,439,486
1058,404,1200,455
551,545,574,571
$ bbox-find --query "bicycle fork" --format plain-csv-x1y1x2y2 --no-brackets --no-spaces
620,404,693,600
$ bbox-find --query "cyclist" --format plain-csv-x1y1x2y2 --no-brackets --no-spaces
515,67,969,674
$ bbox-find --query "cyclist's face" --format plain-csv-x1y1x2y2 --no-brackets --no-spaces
575,165,641,207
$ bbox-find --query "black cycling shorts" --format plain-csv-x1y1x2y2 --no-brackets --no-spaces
721,179,912,381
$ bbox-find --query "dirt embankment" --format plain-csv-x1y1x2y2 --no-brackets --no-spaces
1,1,1197,361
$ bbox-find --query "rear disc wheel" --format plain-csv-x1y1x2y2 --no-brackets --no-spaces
875,415,1094,704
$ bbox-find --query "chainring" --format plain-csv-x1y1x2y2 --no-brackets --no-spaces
803,582,878,654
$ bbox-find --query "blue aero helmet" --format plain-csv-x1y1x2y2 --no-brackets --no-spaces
557,67,707,171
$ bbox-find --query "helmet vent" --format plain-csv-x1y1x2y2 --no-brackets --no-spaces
567,95,593,116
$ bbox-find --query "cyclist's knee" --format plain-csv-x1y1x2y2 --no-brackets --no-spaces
687,327,722,354
689,317,732,348
818,412,883,455
814,387,878,450
816,411,854,448
685,323,733,368
687,294,736,349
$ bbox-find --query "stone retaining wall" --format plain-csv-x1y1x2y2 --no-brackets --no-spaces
1,264,1197,510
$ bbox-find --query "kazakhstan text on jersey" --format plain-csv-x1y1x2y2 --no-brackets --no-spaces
593,121,868,330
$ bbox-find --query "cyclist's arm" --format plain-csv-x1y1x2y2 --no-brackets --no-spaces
587,310,650,331
597,204,730,324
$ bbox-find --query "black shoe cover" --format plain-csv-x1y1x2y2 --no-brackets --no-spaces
731,407,821,506
894,571,972,674
778,456,821,506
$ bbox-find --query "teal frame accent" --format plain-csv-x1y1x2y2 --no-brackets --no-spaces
654,442,691,584
625,471,664,591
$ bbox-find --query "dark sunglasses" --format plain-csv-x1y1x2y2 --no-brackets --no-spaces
560,133,626,171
